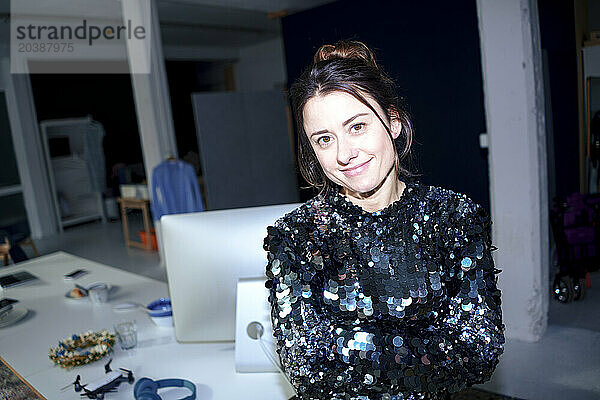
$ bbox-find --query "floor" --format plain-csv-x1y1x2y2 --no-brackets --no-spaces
29,216,165,282
548,270,600,331
11,219,600,400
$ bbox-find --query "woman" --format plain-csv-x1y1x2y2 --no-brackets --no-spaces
264,40,504,400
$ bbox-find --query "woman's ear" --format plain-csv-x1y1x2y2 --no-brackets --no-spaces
388,108,402,139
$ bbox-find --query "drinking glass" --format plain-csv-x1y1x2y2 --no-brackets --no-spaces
88,283,109,304
114,320,137,350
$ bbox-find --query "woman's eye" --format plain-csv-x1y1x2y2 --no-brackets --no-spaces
317,136,332,147
351,123,365,133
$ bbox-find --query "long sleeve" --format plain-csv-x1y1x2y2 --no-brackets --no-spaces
264,191,505,399
264,223,339,397
345,197,505,394
434,197,505,387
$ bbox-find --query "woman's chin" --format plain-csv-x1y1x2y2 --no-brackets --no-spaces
341,182,380,198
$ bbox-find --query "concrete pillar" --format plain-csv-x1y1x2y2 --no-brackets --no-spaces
477,0,549,342
121,0,177,264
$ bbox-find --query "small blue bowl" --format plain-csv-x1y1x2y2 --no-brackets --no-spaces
146,298,172,318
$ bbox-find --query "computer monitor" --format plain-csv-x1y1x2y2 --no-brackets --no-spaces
161,203,301,343
235,277,280,373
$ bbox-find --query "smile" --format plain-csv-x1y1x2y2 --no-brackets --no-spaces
341,159,372,177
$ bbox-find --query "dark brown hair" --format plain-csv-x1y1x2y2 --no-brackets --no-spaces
290,40,417,195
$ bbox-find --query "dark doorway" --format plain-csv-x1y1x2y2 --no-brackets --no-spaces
29,70,143,196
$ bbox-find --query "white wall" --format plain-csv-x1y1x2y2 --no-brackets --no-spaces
477,0,549,342
235,37,287,92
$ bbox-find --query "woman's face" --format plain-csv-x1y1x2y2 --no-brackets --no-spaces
303,91,401,197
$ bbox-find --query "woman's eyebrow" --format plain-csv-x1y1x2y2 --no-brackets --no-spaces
343,113,369,126
309,113,369,137
310,129,329,137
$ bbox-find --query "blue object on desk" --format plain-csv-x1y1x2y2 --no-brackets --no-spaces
146,298,172,317
134,377,196,400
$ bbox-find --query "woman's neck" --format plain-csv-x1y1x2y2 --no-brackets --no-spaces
341,172,406,213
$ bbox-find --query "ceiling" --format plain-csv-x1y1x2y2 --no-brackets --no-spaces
157,0,334,14
156,0,336,48
157,0,281,48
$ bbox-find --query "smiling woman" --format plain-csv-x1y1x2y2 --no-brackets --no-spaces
303,91,403,212
292,41,416,205
263,40,504,400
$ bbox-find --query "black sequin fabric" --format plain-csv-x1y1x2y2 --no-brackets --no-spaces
264,180,505,400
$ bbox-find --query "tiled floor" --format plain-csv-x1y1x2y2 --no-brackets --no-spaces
13,219,600,400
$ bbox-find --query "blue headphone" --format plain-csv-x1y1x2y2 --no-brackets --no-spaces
134,377,196,400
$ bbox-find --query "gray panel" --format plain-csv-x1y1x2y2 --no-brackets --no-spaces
192,90,299,210
243,91,298,206
192,92,253,210
592,78,600,117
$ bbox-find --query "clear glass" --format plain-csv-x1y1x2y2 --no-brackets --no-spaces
114,320,137,350
88,283,109,304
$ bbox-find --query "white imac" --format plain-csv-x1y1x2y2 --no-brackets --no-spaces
161,203,301,343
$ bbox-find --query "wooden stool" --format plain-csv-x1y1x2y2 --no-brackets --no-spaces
117,197,154,251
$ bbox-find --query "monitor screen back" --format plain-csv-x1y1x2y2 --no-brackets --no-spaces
162,203,301,342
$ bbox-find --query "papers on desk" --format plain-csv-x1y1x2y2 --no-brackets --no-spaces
0,271,39,289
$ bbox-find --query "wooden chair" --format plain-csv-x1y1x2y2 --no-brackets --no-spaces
19,237,40,258
1,236,39,266
0,219,40,266
0,237,9,266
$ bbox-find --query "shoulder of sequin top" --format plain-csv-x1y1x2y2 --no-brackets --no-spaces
270,197,319,231
317,180,484,219
268,181,490,245
419,183,489,219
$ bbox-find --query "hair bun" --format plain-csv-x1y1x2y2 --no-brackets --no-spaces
313,40,378,69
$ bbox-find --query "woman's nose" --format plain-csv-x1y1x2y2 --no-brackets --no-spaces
337,138,358,164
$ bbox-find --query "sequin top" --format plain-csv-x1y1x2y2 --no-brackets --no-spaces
263,180,505,400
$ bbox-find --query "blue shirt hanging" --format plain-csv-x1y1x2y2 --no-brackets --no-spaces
151,159,205,221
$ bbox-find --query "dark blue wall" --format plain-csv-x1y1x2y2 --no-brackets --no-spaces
282,0,490,209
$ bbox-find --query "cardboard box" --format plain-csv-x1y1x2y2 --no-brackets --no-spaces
120,184,149,199
120,184,137,198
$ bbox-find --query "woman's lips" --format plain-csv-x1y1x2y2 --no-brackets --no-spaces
341,159,372,177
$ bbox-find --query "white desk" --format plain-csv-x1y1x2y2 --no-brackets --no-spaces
0,252,294,399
